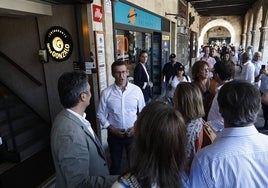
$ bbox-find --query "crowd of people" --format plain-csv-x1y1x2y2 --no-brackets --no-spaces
50,45,268,187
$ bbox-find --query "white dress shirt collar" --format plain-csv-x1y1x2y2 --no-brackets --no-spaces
66,109,95,138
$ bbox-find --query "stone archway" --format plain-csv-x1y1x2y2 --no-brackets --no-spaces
199,19,236,47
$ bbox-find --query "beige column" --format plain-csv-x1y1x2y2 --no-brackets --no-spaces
251,30,257,52
259,27,268,63
246,31,252,48
241,33,247,50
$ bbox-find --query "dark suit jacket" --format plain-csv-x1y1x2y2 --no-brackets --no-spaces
51,109,117,188
134,62,152,102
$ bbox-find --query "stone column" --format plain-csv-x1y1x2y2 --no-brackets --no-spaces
241,33,247,50
251,30,257,52
246,32,252,48
259,27,268,63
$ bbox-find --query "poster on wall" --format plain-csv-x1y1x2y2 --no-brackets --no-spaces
95,31,107,93
116,35,129,61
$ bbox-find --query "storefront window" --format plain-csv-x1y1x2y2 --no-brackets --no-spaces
115,30,151,77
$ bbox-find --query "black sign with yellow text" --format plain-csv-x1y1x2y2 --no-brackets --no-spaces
45,26,73,61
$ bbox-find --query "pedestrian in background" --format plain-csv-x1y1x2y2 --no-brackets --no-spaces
161,53,183,93
240,52,255,83
134,50,153,104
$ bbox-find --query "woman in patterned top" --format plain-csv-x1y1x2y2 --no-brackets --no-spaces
111,101,187,188
173,82,205,176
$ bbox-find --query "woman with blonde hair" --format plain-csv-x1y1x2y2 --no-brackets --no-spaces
173,82,205,176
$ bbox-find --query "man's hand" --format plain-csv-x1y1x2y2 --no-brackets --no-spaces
148,81,153,88
126,127,134,137
108,126,126,138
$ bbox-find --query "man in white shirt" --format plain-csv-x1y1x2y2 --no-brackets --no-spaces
97,61,145,175
190,80,268,187
207,62,234,132
252,51,263,88
240,52,255,83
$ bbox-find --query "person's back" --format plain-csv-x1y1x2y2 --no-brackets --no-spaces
173,82,205,177
207,62,234,132
190,128,268,187
190,80,268,188
112,101,187,188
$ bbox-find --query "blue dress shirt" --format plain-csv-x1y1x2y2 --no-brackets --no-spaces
190,125,268,188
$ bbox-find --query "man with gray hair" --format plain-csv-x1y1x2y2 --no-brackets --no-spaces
51,71,117,188
190,80,268,187
252,51,263,88
240,52,255,83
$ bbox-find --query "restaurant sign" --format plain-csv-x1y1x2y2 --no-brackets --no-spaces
45,26,73,61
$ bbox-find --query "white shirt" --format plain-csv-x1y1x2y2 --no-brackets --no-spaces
141,63,150,89
252,60,262,78
166,75,191,98
66,109,95,138
259,73,268,93
97,82,145,129
190,126,268,188
240,60,255,83
252,60,263,88
207,86,224,132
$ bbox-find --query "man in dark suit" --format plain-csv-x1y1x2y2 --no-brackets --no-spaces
134,50,153,104
51,71,117,188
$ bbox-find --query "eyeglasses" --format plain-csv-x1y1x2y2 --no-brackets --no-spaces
114,71,128,75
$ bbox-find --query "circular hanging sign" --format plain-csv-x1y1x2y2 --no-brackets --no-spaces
45,26,73,61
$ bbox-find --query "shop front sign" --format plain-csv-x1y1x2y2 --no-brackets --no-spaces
45,26,73,61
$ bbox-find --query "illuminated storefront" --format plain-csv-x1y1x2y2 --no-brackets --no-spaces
113,1,170,95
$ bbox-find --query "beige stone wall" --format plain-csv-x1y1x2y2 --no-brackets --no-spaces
128,0,178,19
187,3,200,34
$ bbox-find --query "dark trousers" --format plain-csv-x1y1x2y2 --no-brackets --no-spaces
262,103,268,128
107,131,133,175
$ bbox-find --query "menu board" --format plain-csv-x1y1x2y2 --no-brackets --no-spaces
95,31,107,93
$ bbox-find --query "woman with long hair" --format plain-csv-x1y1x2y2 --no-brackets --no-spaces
191,60,219,120
173,82,205,176
112,101,187,188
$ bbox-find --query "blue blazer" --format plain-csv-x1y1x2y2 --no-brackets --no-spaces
51,109,117,188
134,63,152,102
